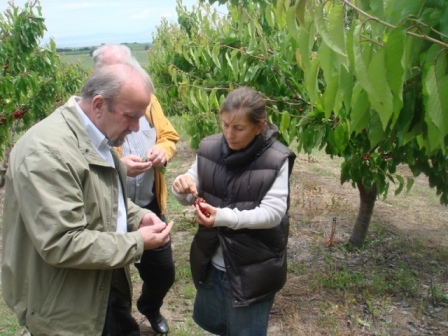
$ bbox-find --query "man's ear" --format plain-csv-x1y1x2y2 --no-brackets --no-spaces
92,95,105,116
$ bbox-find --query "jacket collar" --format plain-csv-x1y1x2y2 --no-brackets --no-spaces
61,97,114,168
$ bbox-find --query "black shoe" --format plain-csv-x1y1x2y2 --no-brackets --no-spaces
148,314,169,334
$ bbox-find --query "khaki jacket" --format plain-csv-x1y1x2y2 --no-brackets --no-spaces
1,97,150,335
115,95,179,214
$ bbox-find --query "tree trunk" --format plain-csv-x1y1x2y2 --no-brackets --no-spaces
349,182,378,248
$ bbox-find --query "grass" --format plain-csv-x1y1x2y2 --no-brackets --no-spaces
0,289,23,336
276,230,448,334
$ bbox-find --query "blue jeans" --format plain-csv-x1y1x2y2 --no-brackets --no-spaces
193,266,275,336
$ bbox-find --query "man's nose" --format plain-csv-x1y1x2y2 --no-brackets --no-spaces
129,119,140,132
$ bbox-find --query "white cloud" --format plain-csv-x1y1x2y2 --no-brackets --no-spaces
1,0,227,47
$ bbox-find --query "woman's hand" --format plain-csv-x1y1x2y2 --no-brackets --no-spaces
172,174,198,196
194,202,216,228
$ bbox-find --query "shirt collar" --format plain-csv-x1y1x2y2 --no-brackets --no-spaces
73,96,112,153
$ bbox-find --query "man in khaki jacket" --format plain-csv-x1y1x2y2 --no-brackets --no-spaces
1,60,173,335
93,44,179,334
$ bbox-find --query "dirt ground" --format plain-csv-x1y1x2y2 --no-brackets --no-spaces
133,139,448,335
1,138,447,335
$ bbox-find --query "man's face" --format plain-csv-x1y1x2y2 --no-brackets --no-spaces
94,82,151,146
104,100,144,147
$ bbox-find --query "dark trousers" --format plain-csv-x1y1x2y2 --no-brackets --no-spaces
103,288,140,336
134,200,175,318
102,200,174,335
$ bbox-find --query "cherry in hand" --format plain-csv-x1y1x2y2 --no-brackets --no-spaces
193,197,211,218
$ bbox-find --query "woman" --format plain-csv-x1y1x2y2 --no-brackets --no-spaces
172,87,296,336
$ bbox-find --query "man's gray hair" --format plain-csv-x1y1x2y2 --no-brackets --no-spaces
91,44,155,94
80,61,154,111
92,44,132,68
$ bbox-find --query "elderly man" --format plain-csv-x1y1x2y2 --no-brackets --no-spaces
92,44,179,335
1,60,173,336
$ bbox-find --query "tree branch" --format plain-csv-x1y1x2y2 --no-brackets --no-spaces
342,0,448,49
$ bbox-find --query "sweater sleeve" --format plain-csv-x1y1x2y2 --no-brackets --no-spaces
214,160,289,230
171,157,199,206
149,95,180,161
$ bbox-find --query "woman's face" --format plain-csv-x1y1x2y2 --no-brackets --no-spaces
221,111,265,151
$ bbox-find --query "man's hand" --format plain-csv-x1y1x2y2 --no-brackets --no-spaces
121,154,152,177
139,212,164,227
138,221,173,250
172,174,198,197
145,146,166,167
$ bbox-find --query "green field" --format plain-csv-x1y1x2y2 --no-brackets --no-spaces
58,43,151,70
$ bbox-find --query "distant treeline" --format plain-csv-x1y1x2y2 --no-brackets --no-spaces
56,47,95,55
56,43,153,56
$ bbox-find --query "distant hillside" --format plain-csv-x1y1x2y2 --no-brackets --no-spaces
42,30,154,48
57,43,152,69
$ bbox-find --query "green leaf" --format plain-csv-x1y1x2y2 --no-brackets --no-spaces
190,89,200,110
294,0,306,27
286,5,300,45
385,28,406,127
323,73,338,119
189,48,200,66
199,89,209,111
275,0,287,27
319,43,340,118
350,85,370,134
328,3,348,66
211,45,221,70
265,4,275,29
288,117,297,141
245,65,260,82
367,48,394,130
368,111,386,148
230,49,240,76
406,176,415,193
387,0,425,25
225,53,235,73
352,26,376,98
423,52,448,151
314,3,347,58
280,111,291,136
304,56,320,103
209,89,219,110
395,174,404,195
339,64,353,111
329,123,348,154
168,65,178,85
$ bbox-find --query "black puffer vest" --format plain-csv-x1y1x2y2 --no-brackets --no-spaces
190,124,296,307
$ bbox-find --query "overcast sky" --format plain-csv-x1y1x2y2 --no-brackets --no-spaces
0,0,226,47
